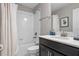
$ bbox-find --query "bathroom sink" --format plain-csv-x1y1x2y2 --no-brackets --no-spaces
54,37,69,40
47,35,73,40
40,35,73,40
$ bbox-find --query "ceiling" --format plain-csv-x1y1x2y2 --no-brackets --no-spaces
21,3,38,9
20,3,70,12
51,3,70,12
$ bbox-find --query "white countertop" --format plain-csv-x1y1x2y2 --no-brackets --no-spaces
39,35,79,48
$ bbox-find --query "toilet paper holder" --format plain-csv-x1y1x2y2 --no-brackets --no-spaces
0,44,3,51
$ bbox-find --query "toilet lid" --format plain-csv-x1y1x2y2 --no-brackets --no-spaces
27,46,39,50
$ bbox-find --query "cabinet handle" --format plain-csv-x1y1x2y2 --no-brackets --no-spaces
48,51,50,56
50,51,54,56
50,53,51,56
48,51,52,56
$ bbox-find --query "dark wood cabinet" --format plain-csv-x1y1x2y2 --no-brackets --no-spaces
39,37,79,56
39,44,64,56
40,45,48,56
40,44,54,56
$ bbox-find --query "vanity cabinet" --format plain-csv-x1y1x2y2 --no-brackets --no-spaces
40,44,63,56
40,44,54,56
39,37,79,56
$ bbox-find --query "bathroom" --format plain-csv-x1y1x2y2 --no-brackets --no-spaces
16,3,79,56
0,3,79,56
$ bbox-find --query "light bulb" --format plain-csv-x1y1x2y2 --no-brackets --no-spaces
24,18,27,22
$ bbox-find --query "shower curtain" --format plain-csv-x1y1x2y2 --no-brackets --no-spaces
1,3,18,56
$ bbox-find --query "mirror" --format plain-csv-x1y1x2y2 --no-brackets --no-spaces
51,3,79,38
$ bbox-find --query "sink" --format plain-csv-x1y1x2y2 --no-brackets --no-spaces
43,35,73,40
48,35,73,40
54,37,69,40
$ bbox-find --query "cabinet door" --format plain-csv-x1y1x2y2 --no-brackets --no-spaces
40,45,54,56
39,44,64,56
40,45,48,56
46,47,63,56
46,47,54,56
53,51,64,56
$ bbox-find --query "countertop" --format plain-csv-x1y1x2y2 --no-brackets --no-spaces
39,35,79,48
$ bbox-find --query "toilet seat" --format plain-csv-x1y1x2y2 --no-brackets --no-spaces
27,45,39,56
27,45,39,50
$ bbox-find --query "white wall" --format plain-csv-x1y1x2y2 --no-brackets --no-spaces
16,10,34,55
33,3,52,35
39,3,51,35
40,17,51,35
39,3,51,19
33,10,40,43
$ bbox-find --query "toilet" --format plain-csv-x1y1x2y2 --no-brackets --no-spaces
27,45,39,56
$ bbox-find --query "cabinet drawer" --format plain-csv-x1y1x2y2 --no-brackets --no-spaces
39,38,79,56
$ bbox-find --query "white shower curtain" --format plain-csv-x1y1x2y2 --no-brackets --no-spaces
1,3,18,56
